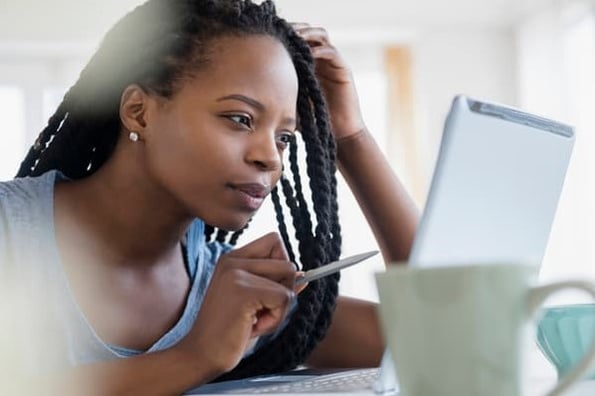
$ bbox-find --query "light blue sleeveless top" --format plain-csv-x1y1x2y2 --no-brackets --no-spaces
0,170,241,371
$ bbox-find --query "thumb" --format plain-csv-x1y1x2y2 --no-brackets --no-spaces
293,271,309,294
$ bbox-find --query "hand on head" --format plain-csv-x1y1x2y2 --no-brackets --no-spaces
291,23,367,141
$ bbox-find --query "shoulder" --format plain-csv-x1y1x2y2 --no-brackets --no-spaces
0,171,57,229
0,171,58,261
0,171,57,202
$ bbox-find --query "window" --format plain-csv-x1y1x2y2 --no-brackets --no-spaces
0,57,79,181
522,9,595,303
0,87,25,181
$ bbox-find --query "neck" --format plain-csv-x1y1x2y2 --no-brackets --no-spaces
55,138,193,267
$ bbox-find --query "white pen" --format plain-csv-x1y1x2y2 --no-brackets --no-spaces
295,251,379,286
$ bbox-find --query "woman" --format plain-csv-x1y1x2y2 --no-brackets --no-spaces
0,0,418,394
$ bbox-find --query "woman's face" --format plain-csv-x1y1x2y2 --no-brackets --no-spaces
142,35,298,231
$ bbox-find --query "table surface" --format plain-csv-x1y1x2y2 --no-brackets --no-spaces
528,378,595,396
191,346,595,395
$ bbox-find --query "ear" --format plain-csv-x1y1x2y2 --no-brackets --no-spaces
119,84,153,135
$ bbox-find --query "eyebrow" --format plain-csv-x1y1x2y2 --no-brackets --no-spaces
217,94,264,111
217,94,297,128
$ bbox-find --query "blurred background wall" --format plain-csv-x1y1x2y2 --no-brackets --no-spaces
1,0,594,328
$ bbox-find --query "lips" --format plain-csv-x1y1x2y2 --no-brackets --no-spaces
228,183,271,211
232,183,270,199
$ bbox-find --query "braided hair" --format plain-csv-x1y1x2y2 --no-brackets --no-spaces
16,0,342,380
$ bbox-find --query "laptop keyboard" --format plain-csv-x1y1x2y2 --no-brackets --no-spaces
227,368,379,394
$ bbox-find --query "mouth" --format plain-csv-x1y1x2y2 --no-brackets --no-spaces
228,182,271,211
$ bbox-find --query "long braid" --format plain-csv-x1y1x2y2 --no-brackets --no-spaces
204,224,215,243
215,229,229,243
270,185,297,265
17,0,342,380
287,134,315,248
229,219,252,246
286,28,342,260
282,24,342,364
16,105,69,177
280,175,315,265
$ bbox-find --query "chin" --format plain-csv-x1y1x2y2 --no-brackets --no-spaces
205,214,252,233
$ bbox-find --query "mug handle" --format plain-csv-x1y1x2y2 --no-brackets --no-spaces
527,280,595,396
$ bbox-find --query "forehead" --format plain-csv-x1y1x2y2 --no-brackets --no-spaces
182,35,298,109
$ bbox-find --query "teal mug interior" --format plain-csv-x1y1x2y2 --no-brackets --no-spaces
536,303,595,380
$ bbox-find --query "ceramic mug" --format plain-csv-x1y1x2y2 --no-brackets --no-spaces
375,263,595,396
537,303,595,380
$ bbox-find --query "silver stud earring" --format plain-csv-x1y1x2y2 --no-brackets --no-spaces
129,131,139,142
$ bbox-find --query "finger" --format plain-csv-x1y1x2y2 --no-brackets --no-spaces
226,232,289,261
223,257,297,289
289,22,310,33
310,46,350,75
254,284,298,338
294,282,308,294
252,311,284,337
290,22,310,30
293,27,331,46
251,304,290,337
252,298,297,338
238,274,295,336
293,271,309,294
309,45,342,62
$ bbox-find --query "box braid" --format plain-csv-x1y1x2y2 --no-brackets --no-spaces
16,0,342,380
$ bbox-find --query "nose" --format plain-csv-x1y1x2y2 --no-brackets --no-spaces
245,130,282,172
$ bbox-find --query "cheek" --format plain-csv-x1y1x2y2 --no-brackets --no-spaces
271,166,283,185
146,121,196,174
142,115,206,196
144,117,242,190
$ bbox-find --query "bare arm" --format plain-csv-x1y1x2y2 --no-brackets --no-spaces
293,24,419,264
40,347,218,396
337,131,418,262
305,296,383,368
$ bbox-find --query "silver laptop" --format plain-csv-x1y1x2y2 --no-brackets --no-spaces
409,95,574,267
186,95,575,395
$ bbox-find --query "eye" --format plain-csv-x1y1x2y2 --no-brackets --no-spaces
276,132,295,150
226,114,253,128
